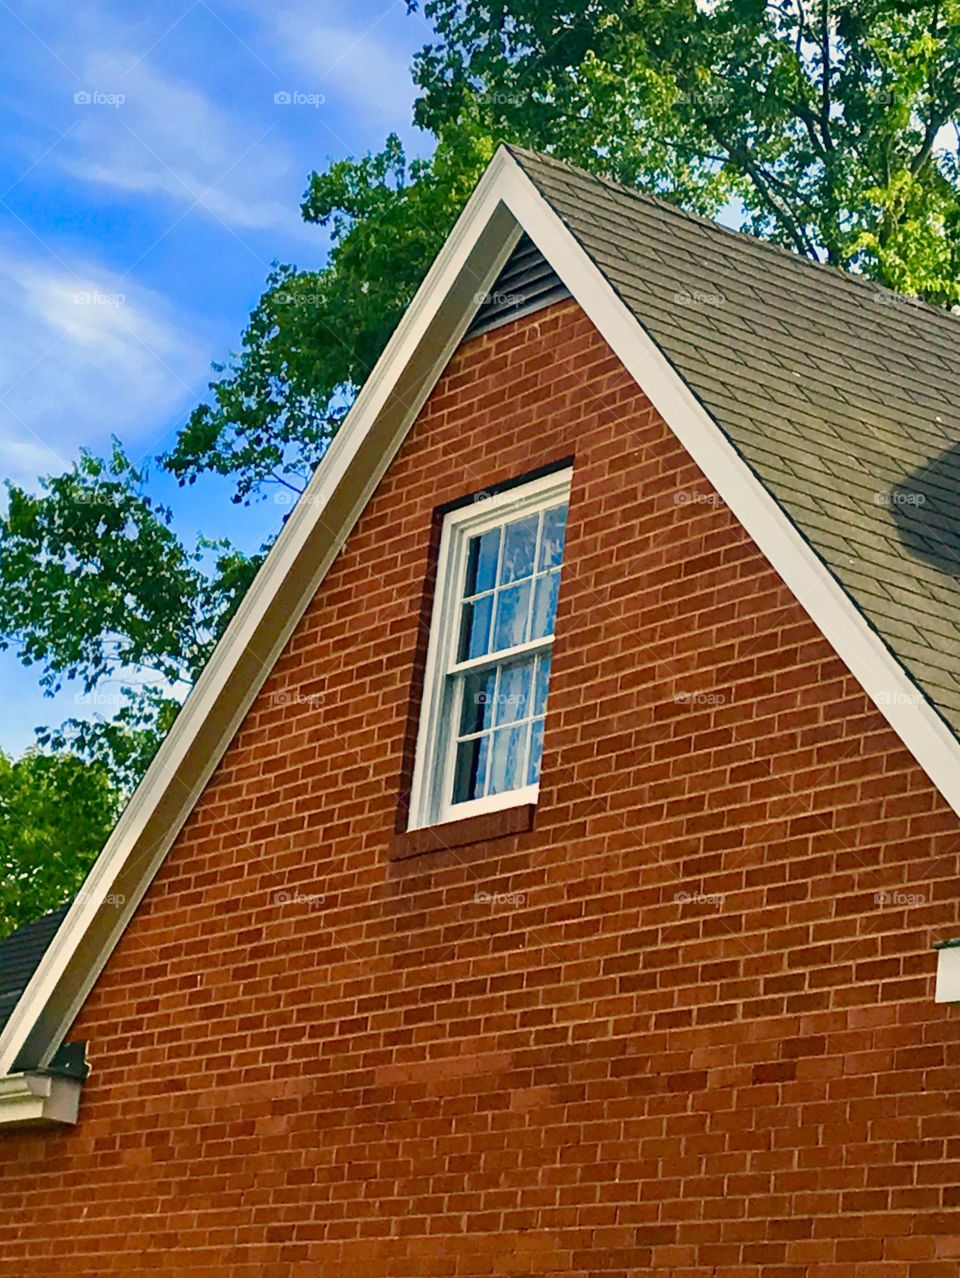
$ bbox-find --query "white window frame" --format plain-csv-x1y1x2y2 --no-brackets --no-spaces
407,468,573,830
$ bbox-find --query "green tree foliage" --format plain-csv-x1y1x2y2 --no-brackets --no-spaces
0,442,260,793
162,129,495,503
0,750,120,937
411,0,960,301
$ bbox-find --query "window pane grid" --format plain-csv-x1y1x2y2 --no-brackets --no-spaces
451,502,568,806
450,634,552,679
451,648,552,803
459,565,561,661
523,511,545,637
456,709,545,739
457,705,546,744
461,565,560,612
491,521,506,593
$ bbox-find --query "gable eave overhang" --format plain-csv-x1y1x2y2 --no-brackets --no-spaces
3,145,959,1085
0,149,524,1079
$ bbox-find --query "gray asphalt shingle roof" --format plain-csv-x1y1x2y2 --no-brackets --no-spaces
0,904,69,1040
510,146,960,735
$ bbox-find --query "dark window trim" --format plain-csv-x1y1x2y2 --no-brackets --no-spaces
435,454,575,520
389,803,536,861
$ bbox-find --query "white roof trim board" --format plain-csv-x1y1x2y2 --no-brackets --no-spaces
2,145,958,1081
0,1071,82,1127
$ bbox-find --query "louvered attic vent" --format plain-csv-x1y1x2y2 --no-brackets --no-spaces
465,233,570,338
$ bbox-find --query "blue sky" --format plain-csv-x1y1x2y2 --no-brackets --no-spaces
0,0,434,753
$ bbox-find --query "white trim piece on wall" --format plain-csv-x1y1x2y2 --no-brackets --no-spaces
934,943,960,1003
0,1071,82,1127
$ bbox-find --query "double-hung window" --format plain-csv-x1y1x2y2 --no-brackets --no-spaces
408,469,571,829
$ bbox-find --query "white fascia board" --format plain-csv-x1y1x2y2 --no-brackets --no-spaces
0,149,524,1079
493,159,960,824
0,1073,82,1127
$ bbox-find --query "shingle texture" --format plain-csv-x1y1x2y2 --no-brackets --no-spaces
510,146,960,737
0,905,68,1038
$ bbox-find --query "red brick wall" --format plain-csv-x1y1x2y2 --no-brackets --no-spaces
3,300,960,1276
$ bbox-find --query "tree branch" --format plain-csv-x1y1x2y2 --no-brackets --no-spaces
819,0,834,151
269,470,307,494
716,125,820,259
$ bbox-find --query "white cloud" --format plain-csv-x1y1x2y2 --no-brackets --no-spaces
0,432,63,483
0,242,208,487
247,0,419,129
58,52,305,236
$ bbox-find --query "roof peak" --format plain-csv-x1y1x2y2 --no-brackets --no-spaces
503,143,960,333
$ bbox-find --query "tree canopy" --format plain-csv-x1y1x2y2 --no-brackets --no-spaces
0,442,260,796
412,0,960,301
163,0,960,511
0,750,120,937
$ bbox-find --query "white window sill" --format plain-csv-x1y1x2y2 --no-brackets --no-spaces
427,782,539,830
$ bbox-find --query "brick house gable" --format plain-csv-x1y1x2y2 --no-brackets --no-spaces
2,298,959,1274
6,145,960,1091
